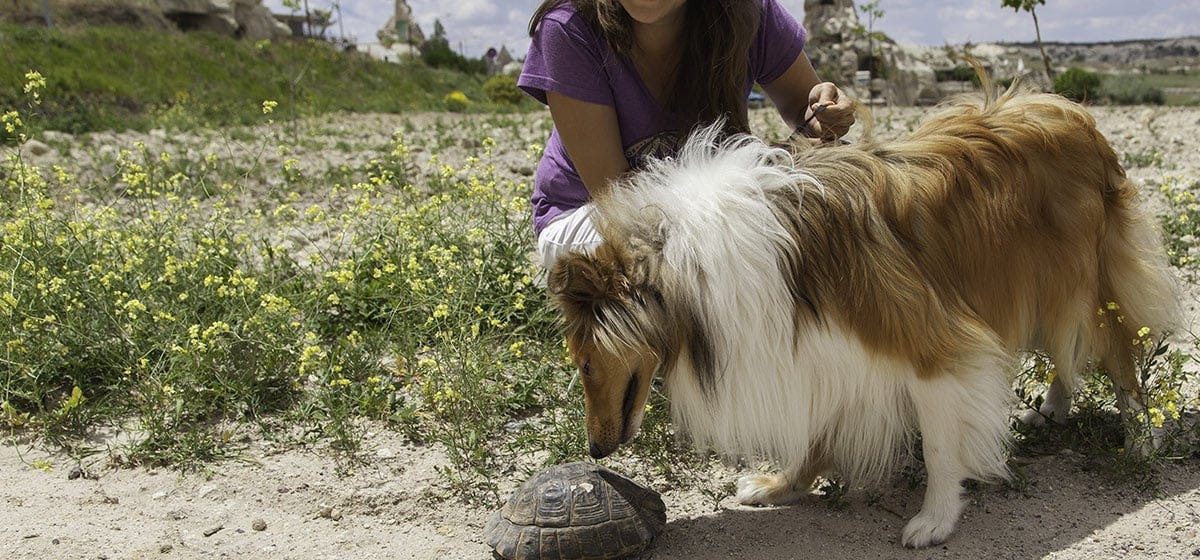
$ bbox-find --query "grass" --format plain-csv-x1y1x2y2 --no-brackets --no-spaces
0,24,532,137
2,71,1199,506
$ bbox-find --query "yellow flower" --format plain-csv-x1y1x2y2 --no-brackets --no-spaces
1137,326,1151,338
1147,407,1165,428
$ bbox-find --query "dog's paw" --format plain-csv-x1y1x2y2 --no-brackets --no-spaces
901,510,958,548
1125,425,1165,458
735,473,805,506
1018,408,1047,427
1019,404,1070,427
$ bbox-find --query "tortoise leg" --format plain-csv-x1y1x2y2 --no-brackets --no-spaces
735,456,830,506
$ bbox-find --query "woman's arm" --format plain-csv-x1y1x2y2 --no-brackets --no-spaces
546,91,630,199
761,52,855,140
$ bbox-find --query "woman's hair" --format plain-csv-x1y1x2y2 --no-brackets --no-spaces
529,0,762,134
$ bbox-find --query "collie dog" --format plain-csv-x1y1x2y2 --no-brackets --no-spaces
548,84,1179,547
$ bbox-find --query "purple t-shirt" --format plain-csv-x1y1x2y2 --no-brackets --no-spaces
518,0,808,235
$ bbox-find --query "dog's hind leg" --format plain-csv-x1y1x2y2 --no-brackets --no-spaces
1020,308,1093,428
902,359,1011,548
736,455,830,506
1101,351,1162,456
1019,374,1074,427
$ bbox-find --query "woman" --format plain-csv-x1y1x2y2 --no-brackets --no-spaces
520,0,855,268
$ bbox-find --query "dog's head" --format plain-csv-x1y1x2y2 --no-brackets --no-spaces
548,238,677,459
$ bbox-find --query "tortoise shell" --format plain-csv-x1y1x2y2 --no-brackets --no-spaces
484,462,667,560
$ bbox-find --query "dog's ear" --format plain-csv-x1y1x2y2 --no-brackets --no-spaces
623,235,662,288
548,248,628,309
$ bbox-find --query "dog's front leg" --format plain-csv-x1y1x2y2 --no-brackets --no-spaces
901,418,966,548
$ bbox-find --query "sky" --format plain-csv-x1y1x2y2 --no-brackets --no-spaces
261,0,1200,59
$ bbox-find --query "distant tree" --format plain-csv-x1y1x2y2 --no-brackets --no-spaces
420,19,487,75
1001,0,1055,83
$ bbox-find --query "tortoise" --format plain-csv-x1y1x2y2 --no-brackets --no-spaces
483,462,667,560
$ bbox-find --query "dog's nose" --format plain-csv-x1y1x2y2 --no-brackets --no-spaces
588,441,609,459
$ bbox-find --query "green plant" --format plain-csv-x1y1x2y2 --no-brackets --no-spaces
1157,175,1200,269
482,74,525,106
1100,75,1166,105
444,91,471,112
1054,67,1101,102
0,24,489,139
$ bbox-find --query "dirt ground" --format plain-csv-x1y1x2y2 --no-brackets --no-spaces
3,103,1200,560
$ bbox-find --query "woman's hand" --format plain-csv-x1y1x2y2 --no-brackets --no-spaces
805,82,855,140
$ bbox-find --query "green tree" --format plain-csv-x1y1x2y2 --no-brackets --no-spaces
1001,0,1055,83
857,1,887,77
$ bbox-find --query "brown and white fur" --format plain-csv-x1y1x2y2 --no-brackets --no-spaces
548,84,1179,547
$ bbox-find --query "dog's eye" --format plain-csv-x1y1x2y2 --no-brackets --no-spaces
582,360,591,377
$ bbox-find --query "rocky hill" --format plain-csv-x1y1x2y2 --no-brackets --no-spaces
1,0,289,41
998,36,1200,69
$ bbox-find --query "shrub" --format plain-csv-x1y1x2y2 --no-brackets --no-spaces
482,74,525,106
1054,67,1102,102
1101,75,1165,105
935,65,979,83
444,91,470,112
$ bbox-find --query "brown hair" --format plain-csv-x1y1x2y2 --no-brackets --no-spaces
529,0,762,134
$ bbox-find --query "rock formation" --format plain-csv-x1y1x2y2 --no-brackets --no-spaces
157,0,290,41
802,0,937,105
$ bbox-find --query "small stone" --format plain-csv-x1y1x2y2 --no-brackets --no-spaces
52,538,60,545
68,465,84,480
21,140,51,156
251,518,267,531
198,485,217,498
317,504,334,518
203,525,223,537
330,508,343,522
160,544,173,553
1192,548,1200,557
375,447,395,459
152,490,169,500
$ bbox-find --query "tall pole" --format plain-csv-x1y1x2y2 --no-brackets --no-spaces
336,1,345,40
303,0,312,37
41,0,53,27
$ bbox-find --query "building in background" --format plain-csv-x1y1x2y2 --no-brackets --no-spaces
372,0,425,59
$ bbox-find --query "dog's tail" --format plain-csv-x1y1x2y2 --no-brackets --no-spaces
1094,173,1180,393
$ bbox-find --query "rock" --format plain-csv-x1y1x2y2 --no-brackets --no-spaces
233,0,291,41
158,0,289,41
202,525,223,537
67,465,84,480
21,139,52,157
160,544,173,553
251,518,267,531
41,130,73,144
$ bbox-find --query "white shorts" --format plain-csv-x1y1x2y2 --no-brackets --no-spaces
536,205,603,270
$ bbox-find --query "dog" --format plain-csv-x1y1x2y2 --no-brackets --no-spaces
547,83,1179,547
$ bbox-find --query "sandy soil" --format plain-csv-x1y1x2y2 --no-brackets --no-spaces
3,103,1200,560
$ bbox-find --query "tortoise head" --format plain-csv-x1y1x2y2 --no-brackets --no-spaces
549,241,676,459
